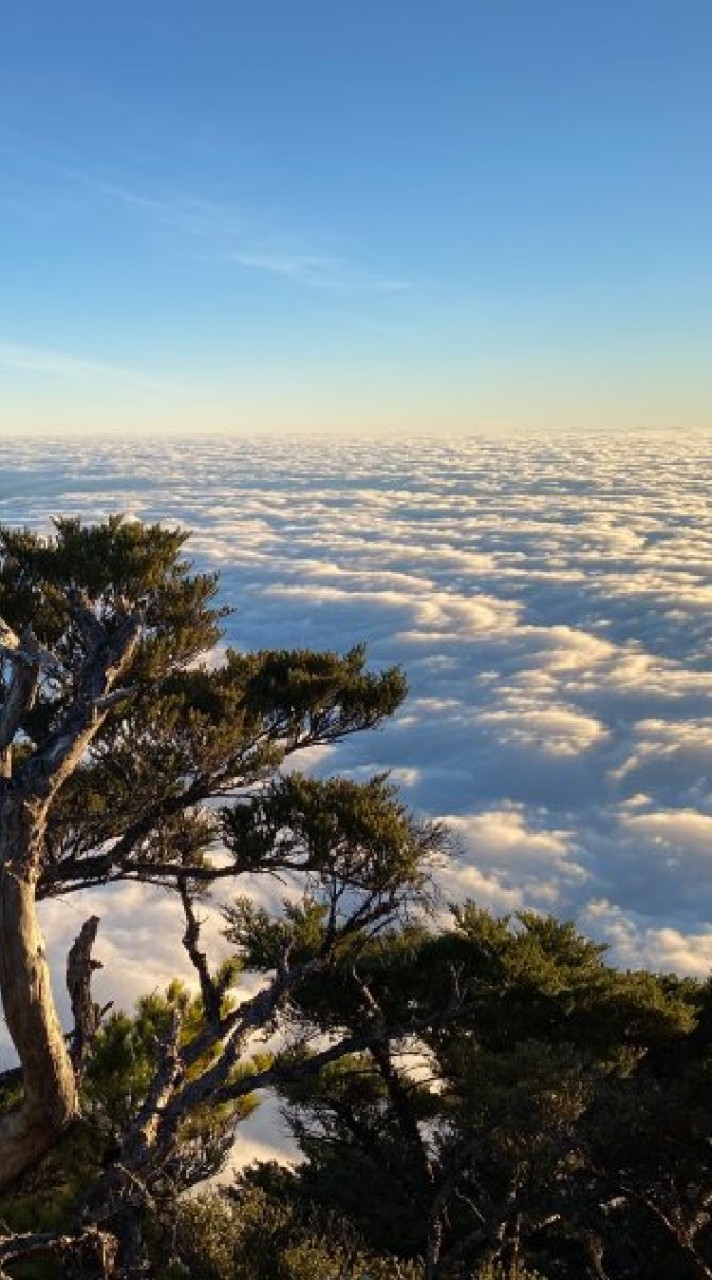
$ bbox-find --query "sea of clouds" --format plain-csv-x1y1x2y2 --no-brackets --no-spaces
1,431,711,1155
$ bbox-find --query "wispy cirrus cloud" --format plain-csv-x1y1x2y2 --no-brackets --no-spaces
228,247,410,293
87,179,249,243
0,128,410,296
90,182,411,293
0,340,174,392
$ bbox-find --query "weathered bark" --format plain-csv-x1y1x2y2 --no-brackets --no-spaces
179,884,222,1025
67,914,105,1074
0,793,78,1189
0,610,142,1191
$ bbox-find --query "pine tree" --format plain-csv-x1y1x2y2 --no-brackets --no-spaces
0,516,439,1277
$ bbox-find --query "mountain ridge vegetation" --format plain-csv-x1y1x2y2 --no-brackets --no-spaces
0,517,709,1279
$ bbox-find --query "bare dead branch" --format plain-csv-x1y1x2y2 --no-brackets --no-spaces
122,1008,183,1167
179,884,222,1025
66,915,103,1075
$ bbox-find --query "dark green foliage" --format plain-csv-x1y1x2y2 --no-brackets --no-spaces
222,771,435,885
0,516,224,712
0,515,427,1277
247,907,712,1279
2,521,412,895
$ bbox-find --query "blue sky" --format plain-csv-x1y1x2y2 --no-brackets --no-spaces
1,1,711,435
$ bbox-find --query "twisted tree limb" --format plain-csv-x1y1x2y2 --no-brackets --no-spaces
0,609,141,1193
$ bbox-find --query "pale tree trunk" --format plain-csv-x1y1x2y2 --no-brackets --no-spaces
0,793,78,1190
0,612,141,1193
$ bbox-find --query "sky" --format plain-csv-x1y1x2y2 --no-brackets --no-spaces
1,1,712,437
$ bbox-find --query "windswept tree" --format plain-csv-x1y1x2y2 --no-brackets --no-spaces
0,516,442,1277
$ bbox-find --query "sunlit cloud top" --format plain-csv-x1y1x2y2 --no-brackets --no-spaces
2,431,712,983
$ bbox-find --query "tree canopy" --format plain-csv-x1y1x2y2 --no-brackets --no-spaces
0,516,437,1276
1,517,711,1280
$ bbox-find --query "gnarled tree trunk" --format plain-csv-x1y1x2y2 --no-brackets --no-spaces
0,611,141,1192
0,792,78,1190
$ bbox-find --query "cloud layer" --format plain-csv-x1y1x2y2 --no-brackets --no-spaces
1,432,711,1014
